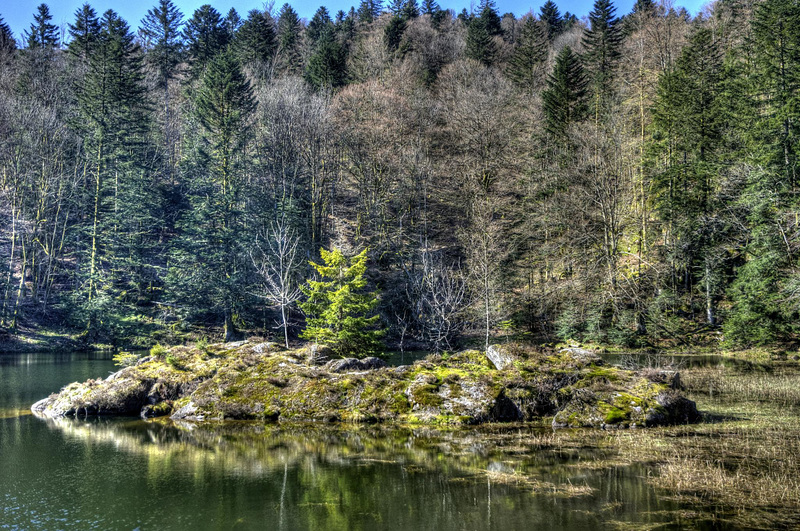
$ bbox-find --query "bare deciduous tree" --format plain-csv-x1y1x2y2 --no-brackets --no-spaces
252,216,304,348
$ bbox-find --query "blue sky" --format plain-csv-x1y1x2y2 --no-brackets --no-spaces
2,0,709,43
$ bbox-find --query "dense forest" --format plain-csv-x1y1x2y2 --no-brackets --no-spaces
0,0,797,351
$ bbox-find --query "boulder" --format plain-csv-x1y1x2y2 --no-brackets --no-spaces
645,390,702,426
558,347,602,364
304,344,333,365
324,357,387,373
486,345,518,370
252,342,281,354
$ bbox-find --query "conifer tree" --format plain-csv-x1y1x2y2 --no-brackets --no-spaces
183,5,229,80
649,27,725,326
384,15,407,53
74,9,151,336
140,0,183,181
542,46,588,138
305,31,347,89
171,49,256,341
507,16,548,92
299,248,384,357
422,0,440,16
477,0,502,36
68,4,101,60
223,8,242,37
236,9,278,73
539,0,563,42
307,7,333,47
357,0,383,23
277,4,303,75
25,4,59,49
140,0,184,89
0,16,14,54
401,0,421,20
582,0,622,112
465,18,496,66
388,0,406,15
723,0,800,344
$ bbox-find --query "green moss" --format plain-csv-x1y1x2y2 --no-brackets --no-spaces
410,383,444,407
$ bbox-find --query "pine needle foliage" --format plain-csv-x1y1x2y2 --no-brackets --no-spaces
300,248,384,357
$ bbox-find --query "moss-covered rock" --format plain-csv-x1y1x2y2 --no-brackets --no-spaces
31,340,700,428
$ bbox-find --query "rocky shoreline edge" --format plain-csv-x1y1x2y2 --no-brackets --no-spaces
32,341,700,428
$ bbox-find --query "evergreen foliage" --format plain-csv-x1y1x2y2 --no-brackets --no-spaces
24,4,59,49
277,4,303,75
139,0,184,85
582,0,622,108
422,0,441,16
384,15,407,53
72,9,152,337
236,9,278,72
539,0,563,41
357,0,383,23
299,248,384,357
170,49,256,341
307,7,334,47
507,16,548,92
305,31,347,89
0,16,14,55
4,0,800,350
183,5,229,80
68,4,102,60
542,46,588,138
465,17,496,66
401,0,421,20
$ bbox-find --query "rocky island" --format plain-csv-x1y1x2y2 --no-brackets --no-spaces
32,341,700,428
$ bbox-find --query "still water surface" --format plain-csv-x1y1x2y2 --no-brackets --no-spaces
1,352,713,530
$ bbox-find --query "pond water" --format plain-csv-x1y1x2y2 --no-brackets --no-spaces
1,352,727,530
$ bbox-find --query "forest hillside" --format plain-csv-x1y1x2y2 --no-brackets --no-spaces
0,0,795,351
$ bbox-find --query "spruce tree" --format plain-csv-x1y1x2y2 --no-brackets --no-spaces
649,28,725,326
0,15,14,57
582,0,622,111
542,46,588,138
384,15,407,53
223,8,242,37
539,0,563,42
401,0,421,20
507,16,548,92
357,0,383,23
305,31,347,89
68,4,101,60
277,4,303,75
236,9,278,72
465,18,496,66
25,4,59,49
299,248,384,357
171,49,256,341
422,0,441,16
140,0,183,182
307,7,333,47
73,9,151,337
723,0,800,344
388,0,406,15
477,0,502,36
140,0,184,89
183,5,229,81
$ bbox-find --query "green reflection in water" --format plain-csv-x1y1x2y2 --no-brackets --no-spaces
0,351,718,530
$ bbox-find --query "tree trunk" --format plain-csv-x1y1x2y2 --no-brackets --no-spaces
224,309,238,342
